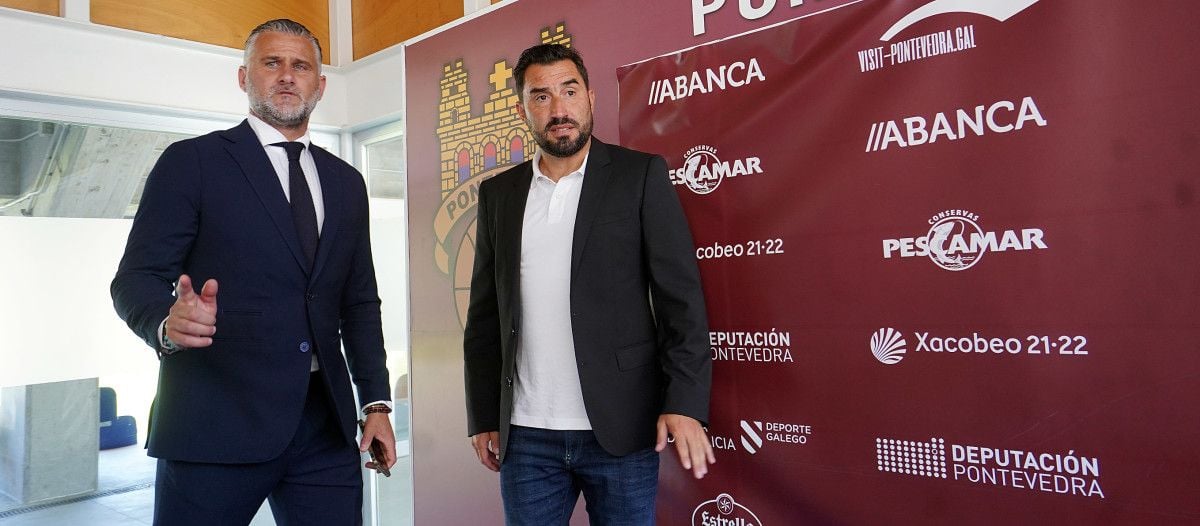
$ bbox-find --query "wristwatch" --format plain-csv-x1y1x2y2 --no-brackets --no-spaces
160,320,181,354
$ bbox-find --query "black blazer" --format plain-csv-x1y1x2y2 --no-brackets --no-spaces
111,120,389,463
464,138,711,458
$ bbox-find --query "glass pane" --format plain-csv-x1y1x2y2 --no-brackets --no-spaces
360,128,412,526
0,116,190,219
364,134,406,200
0,115,193,522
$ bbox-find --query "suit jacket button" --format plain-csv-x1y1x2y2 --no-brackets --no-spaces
510,328,517,336
505,377,513,387
306,293,316,302
300,341,311,353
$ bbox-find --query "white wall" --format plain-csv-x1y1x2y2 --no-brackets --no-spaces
0,217,149,387
343,47,406,130
0,7,349,127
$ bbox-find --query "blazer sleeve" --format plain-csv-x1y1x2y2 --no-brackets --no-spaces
338,168,391,406
462,179,503,436
110,140,203,351
641,155,712,424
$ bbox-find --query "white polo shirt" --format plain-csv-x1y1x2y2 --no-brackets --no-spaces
510,150,592,430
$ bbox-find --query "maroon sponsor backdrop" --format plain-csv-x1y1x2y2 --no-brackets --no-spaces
405,0,1200,523
618,1,1200,524
403,1,856,523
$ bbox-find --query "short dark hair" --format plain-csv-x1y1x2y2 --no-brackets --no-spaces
244,19,323,68
513,44,589,100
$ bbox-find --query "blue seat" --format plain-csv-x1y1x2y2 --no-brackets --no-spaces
100,386,117,423
99,387,138,449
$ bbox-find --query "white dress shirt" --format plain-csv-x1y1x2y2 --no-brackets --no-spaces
510,150,592,430
246,115,325,235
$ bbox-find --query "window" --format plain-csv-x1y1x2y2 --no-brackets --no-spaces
353,120,412,526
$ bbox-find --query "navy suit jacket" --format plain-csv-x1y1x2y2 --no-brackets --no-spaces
463,138,711,459
111,120,389,463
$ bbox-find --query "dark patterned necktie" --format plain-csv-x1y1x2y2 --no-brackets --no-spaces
272,141,318,267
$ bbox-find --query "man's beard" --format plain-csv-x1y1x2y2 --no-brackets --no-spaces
531,116,592,158
247,80,318,128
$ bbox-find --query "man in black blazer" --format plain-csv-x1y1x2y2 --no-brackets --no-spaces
111,19,394,526
464,44,714,524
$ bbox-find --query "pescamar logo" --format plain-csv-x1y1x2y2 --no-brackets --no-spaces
692,493,763,526
882,210,1047,271
857,0,1040,73
670,145,765,195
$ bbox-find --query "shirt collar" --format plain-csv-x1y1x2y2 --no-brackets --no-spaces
532,148,589,183
246,114,312,149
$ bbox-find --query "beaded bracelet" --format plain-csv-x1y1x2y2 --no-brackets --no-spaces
363,404,392,415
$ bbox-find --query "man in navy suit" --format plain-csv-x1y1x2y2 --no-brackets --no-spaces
464,44,714,524
111,19,394,526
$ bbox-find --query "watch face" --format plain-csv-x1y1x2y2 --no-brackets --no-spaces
161,322,179,352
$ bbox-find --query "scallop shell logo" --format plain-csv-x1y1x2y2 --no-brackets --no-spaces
871,327,907,365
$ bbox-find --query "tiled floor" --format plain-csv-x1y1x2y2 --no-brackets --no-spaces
0,442,412,526
0,487,280,526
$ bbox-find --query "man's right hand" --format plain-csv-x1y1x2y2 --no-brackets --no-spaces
470,431,501,472
166,274,219,349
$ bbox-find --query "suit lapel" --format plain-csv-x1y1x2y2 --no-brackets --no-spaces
221,121,311,275
310,146,342,281
570,139,613,281
501,163,533,323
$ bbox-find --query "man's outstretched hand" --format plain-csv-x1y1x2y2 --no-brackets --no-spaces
166,274,218,348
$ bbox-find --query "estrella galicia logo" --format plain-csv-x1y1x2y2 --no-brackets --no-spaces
872,327,907,365
692,493,763,526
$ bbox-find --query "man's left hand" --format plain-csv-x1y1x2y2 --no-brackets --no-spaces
360,412,397,470
655,413,715,479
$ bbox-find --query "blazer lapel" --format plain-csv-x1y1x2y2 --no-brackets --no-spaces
501,163,533,324
221,120,312,274
570,139,613,280
310,146,342,281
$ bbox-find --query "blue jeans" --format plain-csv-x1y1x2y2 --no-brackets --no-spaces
501,425,660,525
